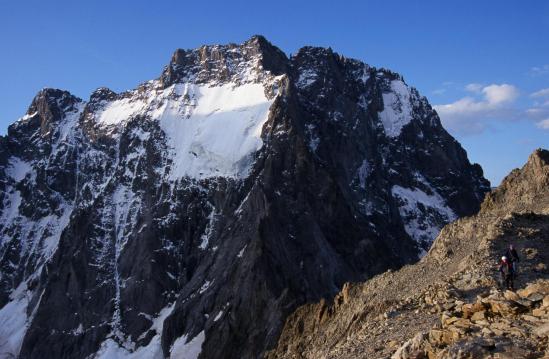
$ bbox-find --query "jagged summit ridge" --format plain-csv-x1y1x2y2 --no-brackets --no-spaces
0,36,488,359
160,35,288,87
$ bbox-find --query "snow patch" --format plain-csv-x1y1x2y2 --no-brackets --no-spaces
305,124,319,153
39,202,73,259
110,184,142,340
237,245,247,258
94,303,175,359
0,189,22,232
213,310,223,322
94,337,164,359
96,97,147,126
6,157,32,182
392,182,456,255
170,331,206,359
72,323,84,335
356,160,371,189
199,206,216,250
0,282,30,357
199,280,211,294
149,303,176,336
296,69,318,88
378,80,413,138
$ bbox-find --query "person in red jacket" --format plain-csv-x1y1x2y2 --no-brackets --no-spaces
499,256,514,290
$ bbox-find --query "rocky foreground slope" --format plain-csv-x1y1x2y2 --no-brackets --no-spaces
0,36,488,359
269,148,549,358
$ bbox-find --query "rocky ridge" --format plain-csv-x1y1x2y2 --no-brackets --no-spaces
269,149,549,359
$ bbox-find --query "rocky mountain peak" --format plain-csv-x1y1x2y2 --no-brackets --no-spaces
4,88,82,160
522,148,549,184
160,35,287,87
481,148,549,216
24,88,81,127
0,36,490,359
89,87,118,103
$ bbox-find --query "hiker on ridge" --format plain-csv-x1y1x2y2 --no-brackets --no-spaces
505,244,520,277
498,256,514,291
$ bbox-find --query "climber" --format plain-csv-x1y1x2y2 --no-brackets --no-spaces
498,256,514,291
505,244,520,278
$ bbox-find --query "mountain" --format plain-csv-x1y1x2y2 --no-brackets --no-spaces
269,149,549,358
0,36,488,359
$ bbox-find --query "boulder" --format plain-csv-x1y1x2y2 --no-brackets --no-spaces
532,308,547,317
443,316,461,327
517,281,549,298
391,332,427,359
543,295,549,308
512,298,534,308
442,337,496,359
503,290,520,302
446,326,468,342
534,263,547,272
462,302,486,319
534,323,549,337
428,329,444,346
527,292,544,302
489,299,527,316
452,318,473,329
470,311,487,322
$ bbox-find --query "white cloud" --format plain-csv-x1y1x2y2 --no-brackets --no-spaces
465,83,483,93
434,84,520,135
531,88,549,98
536,119,549,129
482,84,519,104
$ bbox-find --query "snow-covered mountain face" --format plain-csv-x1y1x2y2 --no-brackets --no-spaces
0,36,489,359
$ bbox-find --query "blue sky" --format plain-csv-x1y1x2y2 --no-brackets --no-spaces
1,0,547,185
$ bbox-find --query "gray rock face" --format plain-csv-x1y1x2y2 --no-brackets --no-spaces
0,35,489,359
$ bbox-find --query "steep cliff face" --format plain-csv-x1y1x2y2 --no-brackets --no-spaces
0,36,488,359
269,149,549,359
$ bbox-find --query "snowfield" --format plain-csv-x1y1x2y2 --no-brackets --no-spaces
157,82,276,180
378,80,414,138
95,81,277,180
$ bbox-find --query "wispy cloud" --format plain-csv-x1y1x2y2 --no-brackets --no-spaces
431,81,458,95
433,84,520,135
525,107,549,130
529,64,549,77
526,108,547,117
527,88,549,129
465,83,483,93
529,88,549,108
531,88,549,98
536,119,549,129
